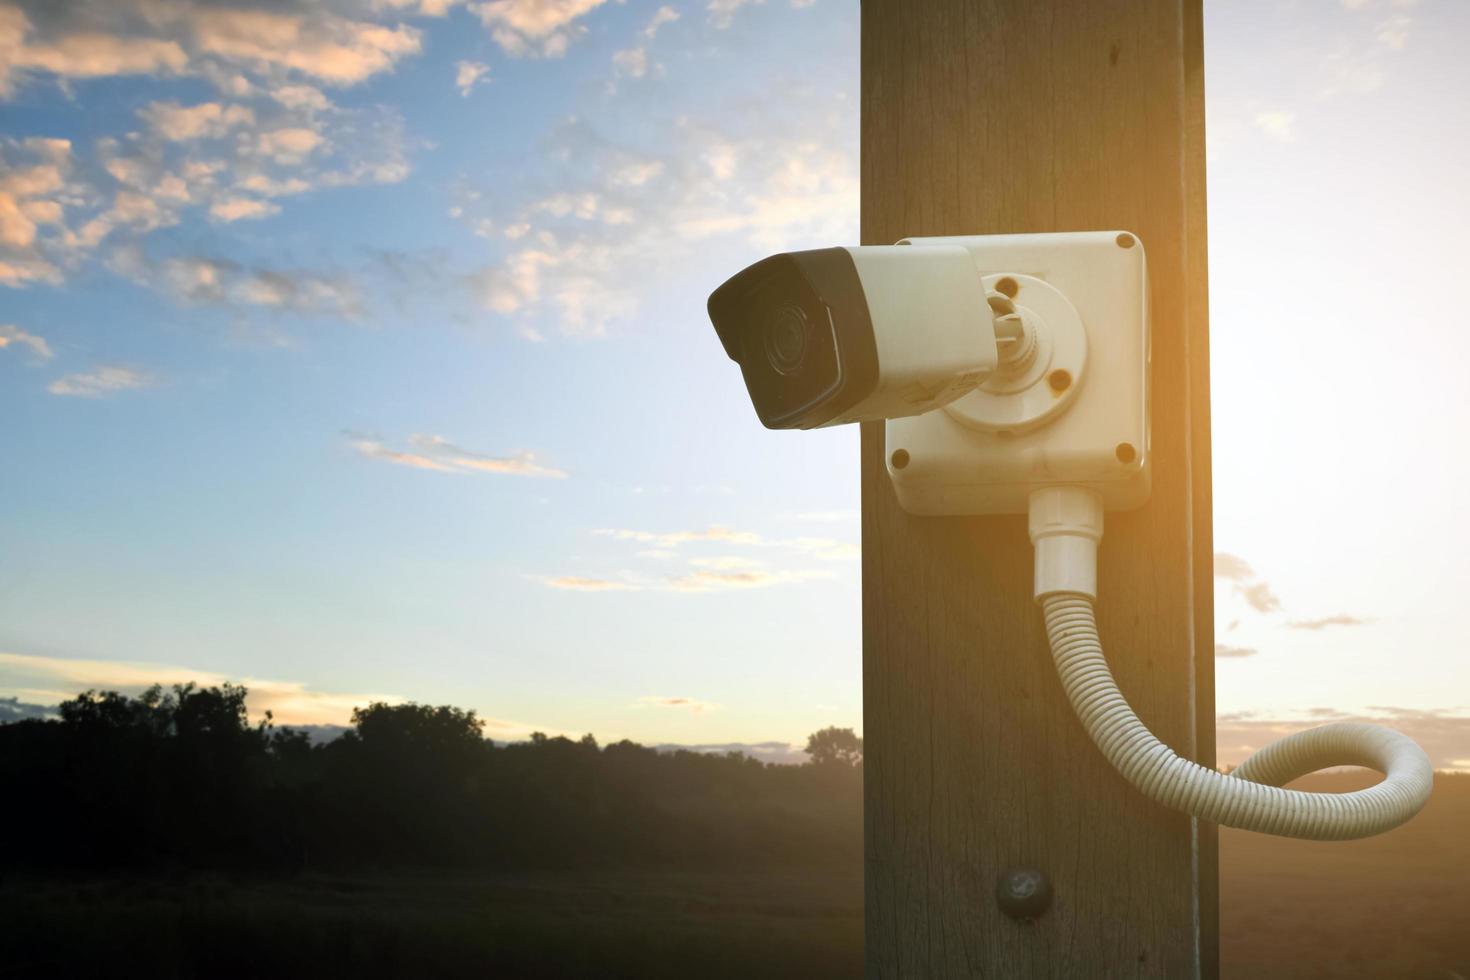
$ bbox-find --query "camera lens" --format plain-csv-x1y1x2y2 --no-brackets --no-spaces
764,304,809,375
708,247,878,429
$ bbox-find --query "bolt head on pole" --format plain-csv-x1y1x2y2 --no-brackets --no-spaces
996,867,1053,921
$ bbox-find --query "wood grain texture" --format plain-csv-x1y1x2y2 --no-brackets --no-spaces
859,1,1215,977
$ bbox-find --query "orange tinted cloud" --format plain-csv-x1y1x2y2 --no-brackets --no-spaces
1214,552,1283,614
0,9,187,95
190,9,422,85
351,433,569,478
0,651,399,727
1218,708,1470,772
0,323,51,359
541,575,641,591
0,650,564,735
47,364,154,398
636,695,719,714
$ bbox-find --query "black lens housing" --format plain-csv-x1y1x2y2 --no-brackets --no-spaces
707,248,879,429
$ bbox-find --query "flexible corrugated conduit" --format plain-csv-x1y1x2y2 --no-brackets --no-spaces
1030,486,1433,841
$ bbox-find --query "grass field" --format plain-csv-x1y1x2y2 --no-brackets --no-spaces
3,773,1465,979
0,869,863,980
1220,771,1470,979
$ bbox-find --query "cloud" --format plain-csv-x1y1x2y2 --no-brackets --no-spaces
536,561,834,593
1214,552,1283,614
1236,582,1282,614
0,323,51,360
0,694,56,722
0,1,427,100
415,436,567,477
708,0,765,29
455,59,490,95
253,126,325,164
0,136,73,286
611,46,649,80
666,568,832,592
188,259,354,311
1315,0,1416,96
1215,556,1372,628
0,650,399,727
0,650,556,735
594,524,857,560
188,8,422,85
1213,554,1253,580
47,364,154,398
537,563,835,594
595,525,763,548
460,104,856,338
74,96,410,258
642,6,680,38
0,7,187,97
209,197,281,222
608,5,679,84
109,247,364,319
373,0,465,15
637,695,719,714
1376,15,1412,50
1217,707,1470,772
1215,644,1258,658
1253,110,1295,142
540,575,642,591
1287,614,1372,631
611,161,664,188
0,192,38,250
351,439,457,472
351,433,569,478
140,100,256,142
546,523,853,594
270,84,330,111
1,10,415,295
469,0,611,57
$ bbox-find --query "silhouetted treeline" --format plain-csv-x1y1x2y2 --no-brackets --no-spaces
0,684,861,874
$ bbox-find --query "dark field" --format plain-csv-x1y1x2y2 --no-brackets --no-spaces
5,774,1466,979
0,869,864,979
1219,771,1470,979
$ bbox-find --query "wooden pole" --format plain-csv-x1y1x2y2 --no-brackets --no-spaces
860,1,1216,976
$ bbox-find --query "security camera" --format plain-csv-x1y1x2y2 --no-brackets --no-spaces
708,232,1151,516
707,245,1003,429
704,230,1435,843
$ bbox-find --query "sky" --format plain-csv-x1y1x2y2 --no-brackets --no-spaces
1,0,1467,767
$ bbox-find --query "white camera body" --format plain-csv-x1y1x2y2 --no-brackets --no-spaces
832,246,998,424
708,244,1000,430
707,230,1150,517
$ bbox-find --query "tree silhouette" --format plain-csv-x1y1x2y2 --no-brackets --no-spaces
805,726,863,768
351,701,484,749
0,683,862,874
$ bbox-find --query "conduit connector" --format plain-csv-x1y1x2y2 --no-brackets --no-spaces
1028,485,1103,601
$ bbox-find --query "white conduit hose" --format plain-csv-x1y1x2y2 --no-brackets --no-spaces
1029,486,1433,841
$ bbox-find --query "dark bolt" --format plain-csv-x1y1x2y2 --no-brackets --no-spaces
996,867,1052,921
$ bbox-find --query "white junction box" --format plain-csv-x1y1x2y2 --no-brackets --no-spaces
885,231,1151,516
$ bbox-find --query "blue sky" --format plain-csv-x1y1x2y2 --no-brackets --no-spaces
2,0,1468,765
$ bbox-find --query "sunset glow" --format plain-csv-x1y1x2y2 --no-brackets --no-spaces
2,0,1467,768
